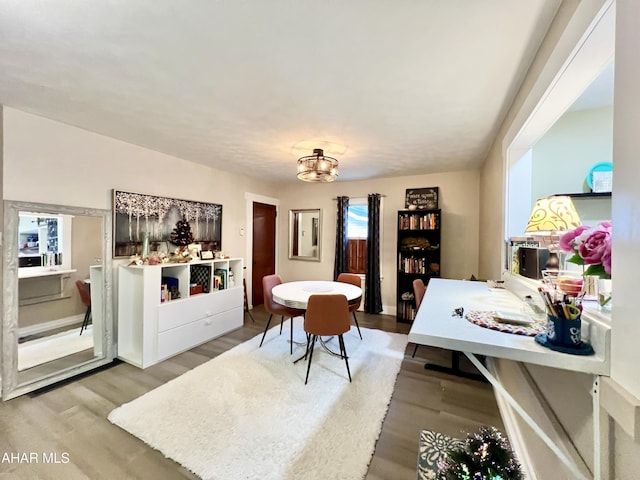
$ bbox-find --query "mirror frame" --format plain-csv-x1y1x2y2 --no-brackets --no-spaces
288,208,322,262
2,200,115,400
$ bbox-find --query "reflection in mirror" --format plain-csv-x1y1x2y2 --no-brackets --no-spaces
505,5,614,239
3,201,114,400
289,209,321,261
18,213,66,268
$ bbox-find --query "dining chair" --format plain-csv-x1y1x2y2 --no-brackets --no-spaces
303,294,352,385
336,273,363,339
75,280,92,336
259,274,305,354
411,278,426,357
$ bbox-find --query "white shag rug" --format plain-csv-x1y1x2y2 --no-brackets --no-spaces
18,326,93,371
108,321,407,480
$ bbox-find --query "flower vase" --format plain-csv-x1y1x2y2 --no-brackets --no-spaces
141,232,150,259
597,278,612,312
581,275,599,301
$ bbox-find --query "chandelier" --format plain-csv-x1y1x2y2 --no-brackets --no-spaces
296,148,339,182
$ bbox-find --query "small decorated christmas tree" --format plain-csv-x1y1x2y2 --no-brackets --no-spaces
437,426,523,480
170,218,194,246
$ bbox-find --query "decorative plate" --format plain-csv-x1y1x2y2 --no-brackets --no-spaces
465,310,546,337
586,161,612,189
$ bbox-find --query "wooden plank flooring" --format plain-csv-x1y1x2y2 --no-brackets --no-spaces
0,307,504,479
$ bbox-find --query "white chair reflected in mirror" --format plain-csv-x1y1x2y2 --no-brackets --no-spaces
75,280,92,335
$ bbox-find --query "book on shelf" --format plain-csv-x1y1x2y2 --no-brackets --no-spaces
398,301,416,321
161,276,180,302
508,237,541,274
398,212,438,230
214,268,228,290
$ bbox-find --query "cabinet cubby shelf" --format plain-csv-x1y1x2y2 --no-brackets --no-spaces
399,245,440,251
561,192,611,198
399,272,440,277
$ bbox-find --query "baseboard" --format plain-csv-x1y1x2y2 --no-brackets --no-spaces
19,314,84,337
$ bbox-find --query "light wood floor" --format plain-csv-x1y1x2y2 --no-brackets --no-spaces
0,307,504,479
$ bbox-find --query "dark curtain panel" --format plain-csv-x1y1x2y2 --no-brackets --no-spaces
365,193,383,313
333,196,349,280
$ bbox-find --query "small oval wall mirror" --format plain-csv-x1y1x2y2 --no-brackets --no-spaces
289,209,321,261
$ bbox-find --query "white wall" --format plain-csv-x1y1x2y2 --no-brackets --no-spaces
532,106,613,201
3,107,279,263
481,1,640,478
612,0,640,401
480,0,608,279
296,213,317,257
276,170,480,314
3,107,481,319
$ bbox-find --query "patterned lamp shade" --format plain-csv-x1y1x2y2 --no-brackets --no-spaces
525,196,582,234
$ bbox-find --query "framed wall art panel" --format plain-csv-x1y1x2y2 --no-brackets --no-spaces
112,190,222,258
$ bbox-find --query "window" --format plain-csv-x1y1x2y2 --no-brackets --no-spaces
347,200,367,274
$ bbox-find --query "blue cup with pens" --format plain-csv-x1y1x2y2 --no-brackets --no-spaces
538,288,583,348
546,314,582,348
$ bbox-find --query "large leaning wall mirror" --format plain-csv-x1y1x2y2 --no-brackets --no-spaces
2,200,114,400
289,209,321,261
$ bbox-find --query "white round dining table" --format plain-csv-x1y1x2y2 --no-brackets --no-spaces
272,280,362,310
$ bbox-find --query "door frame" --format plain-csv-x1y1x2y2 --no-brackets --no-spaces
244,192,280,309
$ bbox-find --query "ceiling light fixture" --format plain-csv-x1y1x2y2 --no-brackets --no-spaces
297,148,339,182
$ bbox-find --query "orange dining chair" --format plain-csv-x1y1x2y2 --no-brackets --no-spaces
411,279,427,357
259,274,305,354
303,294,352,385
75,280,92,336
336,273,363,339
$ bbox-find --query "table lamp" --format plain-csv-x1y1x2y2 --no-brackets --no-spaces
524,195,582,269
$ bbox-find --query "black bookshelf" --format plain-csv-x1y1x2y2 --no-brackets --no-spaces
396,209,441,323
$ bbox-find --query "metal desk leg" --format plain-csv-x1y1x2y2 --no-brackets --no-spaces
464,352,591,480
593,376,601,480
424,351,487,382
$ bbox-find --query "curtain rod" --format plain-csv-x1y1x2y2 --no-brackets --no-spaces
332,194,386,200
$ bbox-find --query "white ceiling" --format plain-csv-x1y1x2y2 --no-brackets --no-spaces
0,1,563,184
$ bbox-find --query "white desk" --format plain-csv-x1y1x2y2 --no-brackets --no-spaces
18,268,77,279
272,281,362,310
409,278,610,480
17,268,78,306
408,278,609,375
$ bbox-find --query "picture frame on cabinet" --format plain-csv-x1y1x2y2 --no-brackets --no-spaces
405,187,439,210
188,243,202,260
112,190,222,258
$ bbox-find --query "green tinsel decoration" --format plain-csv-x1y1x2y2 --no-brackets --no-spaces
170,218,194,246
437,426,523,480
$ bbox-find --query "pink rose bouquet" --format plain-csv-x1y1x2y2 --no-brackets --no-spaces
559,221,611,278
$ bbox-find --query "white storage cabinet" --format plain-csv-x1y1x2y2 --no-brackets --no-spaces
117,258,244,368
